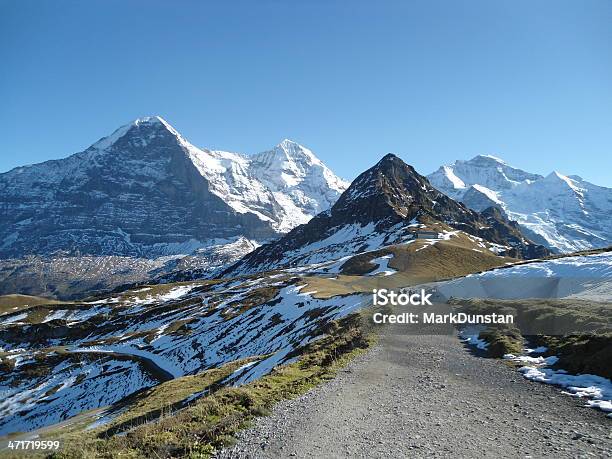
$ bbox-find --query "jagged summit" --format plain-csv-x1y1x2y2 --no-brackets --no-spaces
378,152,400,162
544,170,580,187
368,153,420,176
89,115,184,153
131,115,183,137
336,152,440,222
0,117,347,259
227,154,548,275
255,138,326,169
277,138,301,148
428,155,611,252
133,115,167,125
429,155,543,196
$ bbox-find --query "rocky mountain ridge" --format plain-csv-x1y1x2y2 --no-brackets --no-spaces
227,154,549,276
0,117,348,297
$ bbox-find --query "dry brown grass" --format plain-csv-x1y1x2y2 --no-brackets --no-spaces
303,236,514,299
0,294,63,315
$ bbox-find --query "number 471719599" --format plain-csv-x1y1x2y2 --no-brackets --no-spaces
5,440,61,450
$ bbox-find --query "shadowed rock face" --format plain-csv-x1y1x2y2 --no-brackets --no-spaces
227,154,549,275
460,185,502,212
0,118,278,258
0,117,351,298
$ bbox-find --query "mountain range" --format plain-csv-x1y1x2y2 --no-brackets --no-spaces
428,155,612,253
0,148,549,438
3,121,611,439
227,154,548,276
0,117,347,297
1,116,610,298
0,116,347,258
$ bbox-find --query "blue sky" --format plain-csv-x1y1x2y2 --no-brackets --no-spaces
1,0,611,185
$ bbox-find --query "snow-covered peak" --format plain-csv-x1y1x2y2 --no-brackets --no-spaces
89,120,349,233
541,171,586,197
1,117,351,260
246,140,349,231
132,115,166,126
430,165,467,194
470,154,507,165
428,155,612,253
429,155,542,197
255,139,320,169
277,138,310,154
545,170,576,185
251,140,348,191
90,115,183,152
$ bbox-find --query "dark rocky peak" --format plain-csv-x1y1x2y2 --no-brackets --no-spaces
226,154,550,275
333,153,445,224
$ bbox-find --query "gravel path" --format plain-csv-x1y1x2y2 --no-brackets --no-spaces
218,325,611,458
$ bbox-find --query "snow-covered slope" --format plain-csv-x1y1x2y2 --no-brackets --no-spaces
190,138,348,233
0,117,347,296
0,273,365,435
428,155,612,253
431,251,612,301
249,140,349,232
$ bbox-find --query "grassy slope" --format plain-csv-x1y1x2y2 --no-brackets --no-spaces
303,235,514,299
452,298,612,377
0,295,63,315
6,235,599,457
0,310,377,459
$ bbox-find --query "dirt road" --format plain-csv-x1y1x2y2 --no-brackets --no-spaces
218,325,611,458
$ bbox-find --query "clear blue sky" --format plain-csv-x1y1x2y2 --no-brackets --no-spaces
1,0,611,185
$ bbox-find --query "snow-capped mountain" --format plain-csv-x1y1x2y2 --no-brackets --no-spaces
190,137,348,234
0,116,347,297
227,154,548,276
0,117,346,283
428,155,612,253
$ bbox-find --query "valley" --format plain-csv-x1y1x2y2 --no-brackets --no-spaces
0,122,610,458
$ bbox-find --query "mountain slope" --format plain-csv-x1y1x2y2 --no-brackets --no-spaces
0,273,366,436
186,138,348,234
0,116,347,259
227,154,548,275
0,117,348,297
428,155,612,253
0,117,266,258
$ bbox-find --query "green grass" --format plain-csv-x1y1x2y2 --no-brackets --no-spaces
534,333,612,379
476,327,524,358
302,234,513,300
